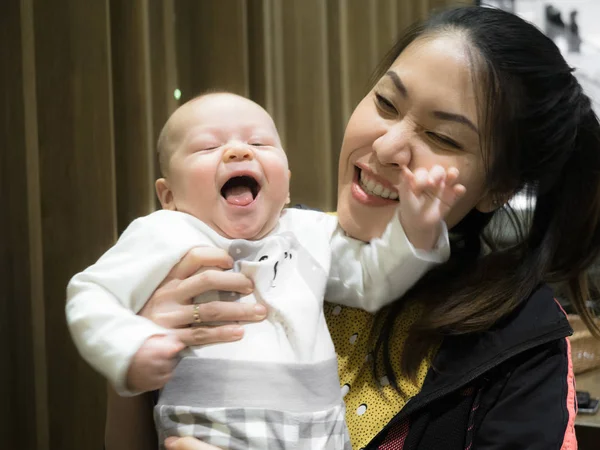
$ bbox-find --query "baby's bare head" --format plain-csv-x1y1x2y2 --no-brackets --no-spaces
154,91,290,241
156,92,280,177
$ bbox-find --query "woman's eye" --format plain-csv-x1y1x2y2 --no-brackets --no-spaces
426,132,462,150
375,93,397,114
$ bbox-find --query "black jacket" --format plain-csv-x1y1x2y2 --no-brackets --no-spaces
367,284,577,450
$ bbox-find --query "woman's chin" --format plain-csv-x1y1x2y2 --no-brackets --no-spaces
337,201,391,242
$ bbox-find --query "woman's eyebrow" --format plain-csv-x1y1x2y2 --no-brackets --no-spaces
385,71,408,97
385,70,478,133
432,110,478,133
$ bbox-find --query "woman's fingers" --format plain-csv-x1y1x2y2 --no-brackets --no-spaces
181,301,266,326
164,300,267,329
176,270,253,302
165,436,222,450
166,247,234,282
174,324,247,347
136,246,268,347
149,295,266,330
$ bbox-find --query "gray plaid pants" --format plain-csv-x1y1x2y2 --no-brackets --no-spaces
155,357,351,450
155,404,351,449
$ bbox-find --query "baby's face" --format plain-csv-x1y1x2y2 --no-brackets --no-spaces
158,94,290,240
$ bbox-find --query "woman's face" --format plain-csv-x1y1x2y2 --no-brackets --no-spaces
337,34,494,241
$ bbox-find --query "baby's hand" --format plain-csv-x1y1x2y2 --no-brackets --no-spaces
126,334,185,393
398,165,466,250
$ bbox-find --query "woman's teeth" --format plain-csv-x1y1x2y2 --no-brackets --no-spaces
359,170,398,200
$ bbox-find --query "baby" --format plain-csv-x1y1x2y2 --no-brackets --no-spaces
66,93,463,449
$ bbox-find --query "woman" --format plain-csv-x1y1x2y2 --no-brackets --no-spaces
106,6,600,450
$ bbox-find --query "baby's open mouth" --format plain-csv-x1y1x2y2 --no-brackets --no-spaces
220,175,261,206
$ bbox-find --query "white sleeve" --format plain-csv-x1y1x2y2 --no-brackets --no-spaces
326,211,449,313
65,211,213,395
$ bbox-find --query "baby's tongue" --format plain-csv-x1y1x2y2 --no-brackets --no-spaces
224,185,254,206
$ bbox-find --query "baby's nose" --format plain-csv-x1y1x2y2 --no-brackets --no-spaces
222,146,254,162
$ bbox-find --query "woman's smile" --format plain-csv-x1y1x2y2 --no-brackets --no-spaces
351,165,399,207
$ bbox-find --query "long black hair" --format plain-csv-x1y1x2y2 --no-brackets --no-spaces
371,6,600,389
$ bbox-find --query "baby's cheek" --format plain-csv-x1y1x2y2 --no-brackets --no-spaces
264,162,290,193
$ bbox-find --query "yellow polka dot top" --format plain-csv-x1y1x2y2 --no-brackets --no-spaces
324,302,437,450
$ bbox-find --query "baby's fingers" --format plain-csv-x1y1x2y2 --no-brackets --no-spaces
414,166,448,196
412,168,433,195
453,183,466,198
400,166,416,190
429,165,446,186
439,182,466,209
445,167,460,186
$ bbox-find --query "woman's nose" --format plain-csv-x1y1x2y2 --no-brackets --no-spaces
372,123,412,168
222,146,254,163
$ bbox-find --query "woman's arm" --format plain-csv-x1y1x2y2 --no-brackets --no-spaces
105,385,157,450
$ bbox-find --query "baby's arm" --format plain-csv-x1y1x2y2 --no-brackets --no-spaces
326,212,448,312
397,165,465,251
327,166,464,312
66,210,210,394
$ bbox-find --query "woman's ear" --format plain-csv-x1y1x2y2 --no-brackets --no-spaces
475,190,513,213
155,178,176,210
475,194,497,213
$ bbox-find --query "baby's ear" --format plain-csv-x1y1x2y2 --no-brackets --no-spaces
155,178,176,210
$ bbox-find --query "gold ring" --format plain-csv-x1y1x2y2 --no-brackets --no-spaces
193,304,201,324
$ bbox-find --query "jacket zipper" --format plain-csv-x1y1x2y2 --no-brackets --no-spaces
366,323,573,448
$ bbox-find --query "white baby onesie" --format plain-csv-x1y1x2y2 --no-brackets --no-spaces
66,208,449,449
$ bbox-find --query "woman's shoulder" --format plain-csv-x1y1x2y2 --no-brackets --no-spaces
399,285,576,449
468,288,578,449
427,283,572,390
493,283,571,336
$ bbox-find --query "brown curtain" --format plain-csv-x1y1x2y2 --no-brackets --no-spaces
2,0,469,448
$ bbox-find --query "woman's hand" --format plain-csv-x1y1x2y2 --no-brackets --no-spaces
165,436,221,450
139,246,267,346
109,248,265,447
